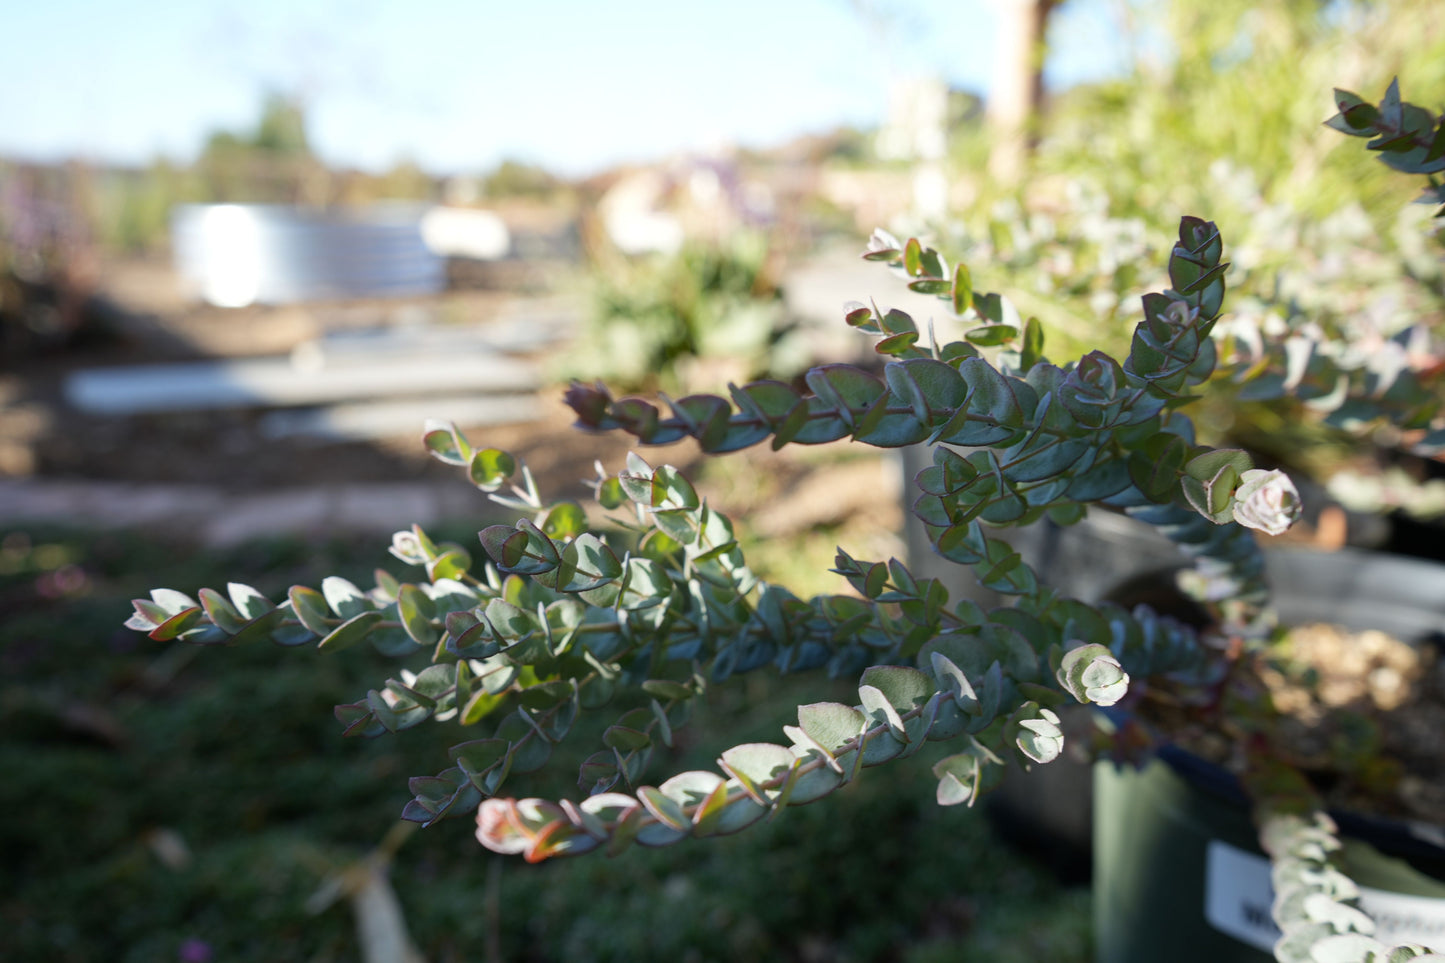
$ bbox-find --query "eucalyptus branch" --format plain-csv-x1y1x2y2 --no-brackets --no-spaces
126,217,1282,834
1327,79,1445,190
117,75,1445,963
475,646,1133,862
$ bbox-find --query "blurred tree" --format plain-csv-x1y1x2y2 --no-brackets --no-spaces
374,159,436,202
251,93,311,157
197,93,318,203
483,159,562,200
986,0,1060,182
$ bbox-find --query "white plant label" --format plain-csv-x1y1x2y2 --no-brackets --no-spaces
1205,840,1445,952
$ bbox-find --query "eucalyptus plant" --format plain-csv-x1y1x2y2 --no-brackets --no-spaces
126,82,1445,963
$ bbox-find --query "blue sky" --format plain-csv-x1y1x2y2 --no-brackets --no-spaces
4,0,1131,176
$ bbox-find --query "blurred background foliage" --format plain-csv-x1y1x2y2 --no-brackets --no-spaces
564,231,811,392
1042,0,1440,220
945,0,1444,345
929,0,1445,491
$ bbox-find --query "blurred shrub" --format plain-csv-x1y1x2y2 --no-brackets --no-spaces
483,159,566,201
94,160,202,254
922,0,1445,486
564,232,808,391
1039,0,1445,223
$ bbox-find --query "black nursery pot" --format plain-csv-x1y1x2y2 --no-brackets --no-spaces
1094,548,1445,963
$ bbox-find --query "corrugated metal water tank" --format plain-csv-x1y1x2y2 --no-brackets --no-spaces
172,203,446,307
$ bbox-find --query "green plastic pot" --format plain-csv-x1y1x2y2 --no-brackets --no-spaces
1096,753,1445,962
1094,548,1445,963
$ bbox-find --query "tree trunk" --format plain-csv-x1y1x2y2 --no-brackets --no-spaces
986,0,1056,183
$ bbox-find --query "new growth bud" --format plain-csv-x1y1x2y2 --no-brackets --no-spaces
1231,469,1302,536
